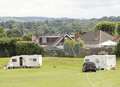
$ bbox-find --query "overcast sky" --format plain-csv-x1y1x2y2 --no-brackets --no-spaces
0,0,120,18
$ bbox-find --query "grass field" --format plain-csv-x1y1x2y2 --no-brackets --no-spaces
0,57,120,87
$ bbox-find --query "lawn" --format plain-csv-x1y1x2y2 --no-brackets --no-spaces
0,57,120,87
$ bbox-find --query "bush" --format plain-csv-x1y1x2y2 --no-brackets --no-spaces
0,38,16,57
44,47,65,57
64,39,83,57
115,42,120,57
95,21,115,35
0,38,44,57
22,35,31,41
16,41,44,55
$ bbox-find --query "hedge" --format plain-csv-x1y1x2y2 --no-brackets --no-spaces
0,38,44,57
16,41,44,55
0,38,16,57
115,42,120,57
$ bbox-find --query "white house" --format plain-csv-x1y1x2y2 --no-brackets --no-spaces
84,55,116,70
6,55,42,69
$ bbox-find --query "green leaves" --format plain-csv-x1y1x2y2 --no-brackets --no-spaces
6,29,23,37
116,22,120,35
95,21,115,35
115,41,120,57
0,38,44,57
95,21,120,35
16,42,44,55
0,38,16,57
64,39,84,57
0,26,6,37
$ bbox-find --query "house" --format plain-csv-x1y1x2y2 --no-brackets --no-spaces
113,35,120,42
99,40,117,47
32,30,117,56
32,30,117,49
6,55,42,69
32,34,75,49
78,30,118,55
80,30,116,48
84,55,116,70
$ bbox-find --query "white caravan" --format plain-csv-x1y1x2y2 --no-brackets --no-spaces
84,55,116,70
6,55,42,69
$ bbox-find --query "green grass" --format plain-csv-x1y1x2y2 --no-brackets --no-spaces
0,57,120,87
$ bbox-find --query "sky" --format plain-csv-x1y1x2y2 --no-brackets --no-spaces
0,0,120,18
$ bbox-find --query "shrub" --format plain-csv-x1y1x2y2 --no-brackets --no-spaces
0,38,44,57
22,35,31,41
44,47,65,57
115,42,120,57
0,38,16,57
95,21,115,35
64,39,83,57
16,41,44,55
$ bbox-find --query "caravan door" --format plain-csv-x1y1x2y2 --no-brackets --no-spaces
19,57,23,67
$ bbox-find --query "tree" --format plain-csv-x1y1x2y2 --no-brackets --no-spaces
0,38,16,57
16,42,44,55
64,39,84,57
6,29,23,37
22,33,32,41
0,27,6,37
115,41,120,56
116,22,120,35
95,21,115,35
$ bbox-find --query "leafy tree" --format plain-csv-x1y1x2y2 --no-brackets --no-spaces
6,29,23,37
95,21,115,35
3,17,120,37
0,38,44,57
115,41,120,56
16,41,44,55
22,33,32,41
116,22,120,35
64,39,84,57
0,38,16,57
0,27,6,37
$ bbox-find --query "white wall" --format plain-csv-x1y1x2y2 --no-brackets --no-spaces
84,55,116,70
7,55,42,68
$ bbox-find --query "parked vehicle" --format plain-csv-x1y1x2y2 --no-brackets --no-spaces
6,55,42,69
84,55,116,70
82,62,97,72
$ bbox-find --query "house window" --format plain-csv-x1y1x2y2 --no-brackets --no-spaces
12,59,17,62
42,37,47,43
33,58,37,62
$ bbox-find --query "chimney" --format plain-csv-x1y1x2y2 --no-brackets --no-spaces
32,35,39,44
75,32,80,41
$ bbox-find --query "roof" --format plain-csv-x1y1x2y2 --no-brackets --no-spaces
38,34,74,38
81,30,114,45
53,34,74,46
39,35,60,38
113,36,120,42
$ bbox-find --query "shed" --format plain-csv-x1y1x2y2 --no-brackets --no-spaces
84,55,116,70
6,55,42,68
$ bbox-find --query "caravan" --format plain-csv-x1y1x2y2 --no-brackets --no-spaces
84,55,116,70
6,55,42,69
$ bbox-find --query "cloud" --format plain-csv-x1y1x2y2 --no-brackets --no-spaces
77,0,120,9
0,0,119,18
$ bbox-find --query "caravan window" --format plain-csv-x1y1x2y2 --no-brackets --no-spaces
85,59,90,62
12,59,17,62
33,58,37,62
